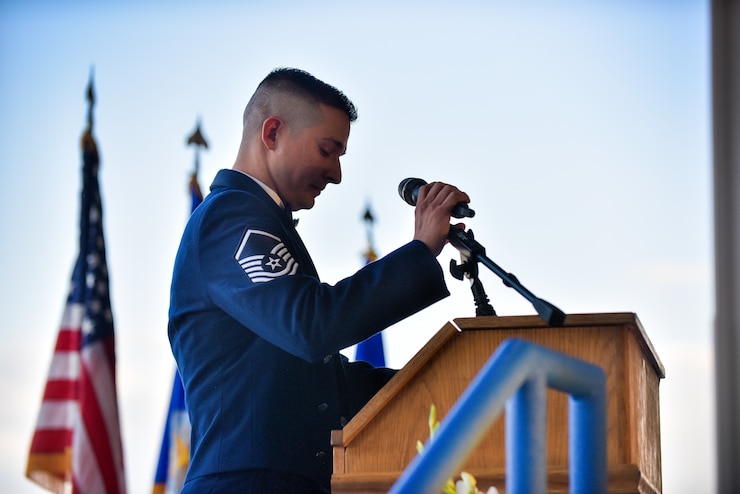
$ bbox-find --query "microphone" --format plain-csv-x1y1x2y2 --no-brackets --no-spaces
398,177,475,218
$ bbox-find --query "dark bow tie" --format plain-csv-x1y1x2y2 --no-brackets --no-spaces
283,203,299,228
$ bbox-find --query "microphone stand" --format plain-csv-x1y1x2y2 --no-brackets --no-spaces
447,227,566,326
449,232,496,317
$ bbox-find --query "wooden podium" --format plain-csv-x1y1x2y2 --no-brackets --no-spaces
331,313,664,494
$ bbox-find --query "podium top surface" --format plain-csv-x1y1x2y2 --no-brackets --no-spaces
451,312,664,378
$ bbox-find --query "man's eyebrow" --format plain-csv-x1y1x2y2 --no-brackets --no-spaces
323,137,347,155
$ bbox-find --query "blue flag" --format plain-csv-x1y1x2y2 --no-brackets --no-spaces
152,370,190,494
354,206,386,367
152,173,202,494
355,332,386,367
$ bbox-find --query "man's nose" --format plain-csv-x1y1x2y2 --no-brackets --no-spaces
325,159,341,184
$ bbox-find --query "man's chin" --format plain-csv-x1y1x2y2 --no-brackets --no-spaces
294,198,316,211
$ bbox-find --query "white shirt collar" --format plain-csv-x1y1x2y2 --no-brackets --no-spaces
233,169,284,209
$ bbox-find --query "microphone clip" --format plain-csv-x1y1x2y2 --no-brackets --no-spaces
449,229,496,317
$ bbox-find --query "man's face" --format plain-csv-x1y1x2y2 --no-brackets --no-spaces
269,104,350,211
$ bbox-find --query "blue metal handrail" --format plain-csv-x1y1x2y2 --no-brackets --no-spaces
389,338,607,494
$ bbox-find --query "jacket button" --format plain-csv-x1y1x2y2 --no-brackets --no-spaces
323,355,332,364
315,451,326,459
317,403,328,412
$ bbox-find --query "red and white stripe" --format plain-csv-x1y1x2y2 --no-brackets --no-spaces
27,303,125,494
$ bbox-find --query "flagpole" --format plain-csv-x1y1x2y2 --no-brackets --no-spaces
152,119,208,494
187,119,208,176
354,204,386,367
187,119,207,208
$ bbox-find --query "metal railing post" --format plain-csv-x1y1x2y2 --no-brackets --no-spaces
389,338,607,494
506,373,548,493
569,393,608,493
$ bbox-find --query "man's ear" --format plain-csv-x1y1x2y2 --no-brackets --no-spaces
261,117,283,150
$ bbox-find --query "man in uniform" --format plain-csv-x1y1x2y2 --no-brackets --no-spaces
169,67,470,493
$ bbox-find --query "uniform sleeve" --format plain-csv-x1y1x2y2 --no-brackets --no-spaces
198,190,450,363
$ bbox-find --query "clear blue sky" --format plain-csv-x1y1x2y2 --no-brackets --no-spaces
1,1,713,492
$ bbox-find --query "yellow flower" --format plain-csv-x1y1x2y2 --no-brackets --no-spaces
429,403,439,440
456,472,477,494
416,404,500,494
442,478,457,494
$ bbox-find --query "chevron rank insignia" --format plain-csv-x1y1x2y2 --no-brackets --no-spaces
235,229,299,283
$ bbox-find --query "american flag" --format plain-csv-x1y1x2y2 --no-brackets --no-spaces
26,78,126,494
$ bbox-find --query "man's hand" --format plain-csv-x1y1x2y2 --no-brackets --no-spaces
413,182,471,256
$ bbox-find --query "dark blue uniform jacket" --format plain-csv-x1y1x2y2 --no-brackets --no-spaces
168,169,450,491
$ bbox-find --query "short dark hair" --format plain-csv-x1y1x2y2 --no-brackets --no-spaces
243,68,357,135
257,68,358,122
